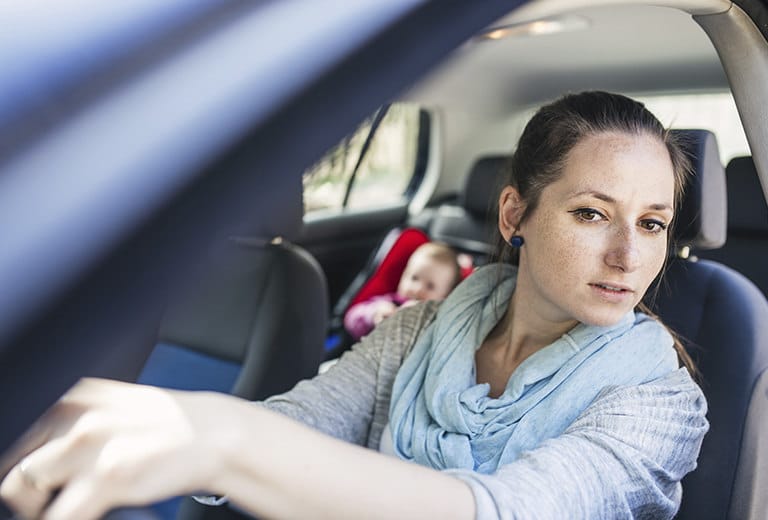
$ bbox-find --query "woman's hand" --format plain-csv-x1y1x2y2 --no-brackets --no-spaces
0,377,476,520
0,378,233,520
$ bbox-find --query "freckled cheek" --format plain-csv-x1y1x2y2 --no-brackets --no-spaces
642,240,668,279
530,222,586,278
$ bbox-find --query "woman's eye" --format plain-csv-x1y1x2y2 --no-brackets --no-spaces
570,208,604,222
640,219,668,233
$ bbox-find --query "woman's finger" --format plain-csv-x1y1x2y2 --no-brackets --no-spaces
1,434,86,520
0,391,92,519
1,379,229,519
0,414,53,479
0,381,91,480
0,457,53,520
1,407,112,519
41,476,109,520
16,430,94,491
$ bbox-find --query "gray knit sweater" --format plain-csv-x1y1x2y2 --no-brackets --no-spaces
264,302,708,519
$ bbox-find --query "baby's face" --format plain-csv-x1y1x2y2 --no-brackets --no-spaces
397,252,456,302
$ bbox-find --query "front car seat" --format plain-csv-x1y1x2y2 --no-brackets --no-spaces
698,155,768,298
138,177,328,401
648,129,768,520
135,178,329,520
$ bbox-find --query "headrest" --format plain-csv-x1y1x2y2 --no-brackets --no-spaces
670,129,727,250
461,155,508,219
725,156,768,233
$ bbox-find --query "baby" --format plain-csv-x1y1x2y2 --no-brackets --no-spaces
344,242,462,341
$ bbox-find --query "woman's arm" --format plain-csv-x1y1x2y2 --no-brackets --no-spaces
264,301,438,447
216,396,476,520
449,368,709,519
261,332,381,445
0,379,474,520
0,303,442,520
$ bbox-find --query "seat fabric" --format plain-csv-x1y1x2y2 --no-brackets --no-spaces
135,179,328,520
425,155,507,257
648,130,768,520
698,156,768,297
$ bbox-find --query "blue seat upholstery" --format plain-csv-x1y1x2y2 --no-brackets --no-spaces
698,156,768,297
648,130,768,520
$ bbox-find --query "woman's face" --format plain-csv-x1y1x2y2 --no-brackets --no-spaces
501,131,675,328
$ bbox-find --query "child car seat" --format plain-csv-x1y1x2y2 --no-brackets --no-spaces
326,155,508,357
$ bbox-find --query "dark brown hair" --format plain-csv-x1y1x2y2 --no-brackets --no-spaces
492,91,695,375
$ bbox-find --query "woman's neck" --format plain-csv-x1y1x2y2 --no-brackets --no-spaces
476,267,579,397
489,277,578,365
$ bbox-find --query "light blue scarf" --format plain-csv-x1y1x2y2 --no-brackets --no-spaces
389,263,678,474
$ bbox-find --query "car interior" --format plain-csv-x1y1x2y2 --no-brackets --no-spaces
699,155,768,295
137,175,328,402
1,1,768,519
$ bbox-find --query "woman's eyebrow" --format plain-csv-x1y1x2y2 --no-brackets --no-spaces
570,190,615,203
569,190,673,212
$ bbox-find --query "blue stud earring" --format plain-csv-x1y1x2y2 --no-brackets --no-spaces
508,235,524,248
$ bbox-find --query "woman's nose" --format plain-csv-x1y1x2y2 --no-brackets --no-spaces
605,225,640,273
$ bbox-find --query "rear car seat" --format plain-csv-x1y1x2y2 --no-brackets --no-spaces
413,154,507,258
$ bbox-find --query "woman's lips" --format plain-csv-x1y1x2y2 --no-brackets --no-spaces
589,282,634,302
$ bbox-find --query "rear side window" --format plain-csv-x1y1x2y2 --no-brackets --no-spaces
303,103,429,214
637,92,751,163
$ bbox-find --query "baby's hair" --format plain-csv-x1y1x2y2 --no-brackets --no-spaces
412,242,463,288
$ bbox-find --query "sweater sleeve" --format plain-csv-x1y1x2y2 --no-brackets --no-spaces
263,301,438,446
261,331,382,446
448,368,708,520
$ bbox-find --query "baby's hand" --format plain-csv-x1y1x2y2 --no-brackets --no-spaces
400,299,419,308
372,301,398,324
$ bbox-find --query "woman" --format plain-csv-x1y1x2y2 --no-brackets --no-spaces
0,91,708,520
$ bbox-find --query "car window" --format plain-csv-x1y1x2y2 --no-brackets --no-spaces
637,92,751,163
302,102,428,213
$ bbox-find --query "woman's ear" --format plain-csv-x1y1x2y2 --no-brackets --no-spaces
498,186,526,242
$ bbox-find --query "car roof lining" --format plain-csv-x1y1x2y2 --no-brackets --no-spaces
404,1,731,111
403,0,768,209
